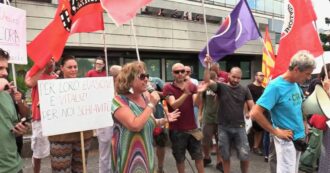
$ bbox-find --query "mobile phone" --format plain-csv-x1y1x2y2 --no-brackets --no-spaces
21,117,32,125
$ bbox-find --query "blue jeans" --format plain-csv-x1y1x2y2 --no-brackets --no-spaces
218,126,250,161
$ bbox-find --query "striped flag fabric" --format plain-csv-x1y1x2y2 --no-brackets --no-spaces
261,27,275,87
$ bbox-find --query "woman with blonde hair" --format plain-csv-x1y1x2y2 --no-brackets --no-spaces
111,61,180,173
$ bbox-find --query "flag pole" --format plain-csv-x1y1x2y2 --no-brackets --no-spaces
80,132,87,173
103,30,109,76
130,20,141,62
201,0,209,56
5,0,18,88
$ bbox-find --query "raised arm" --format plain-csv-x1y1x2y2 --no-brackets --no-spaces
25,68,45,88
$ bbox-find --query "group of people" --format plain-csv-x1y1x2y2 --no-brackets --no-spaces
1,47,330,173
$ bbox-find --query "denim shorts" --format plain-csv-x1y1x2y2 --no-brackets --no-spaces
169,130,203,163
218,125,250,161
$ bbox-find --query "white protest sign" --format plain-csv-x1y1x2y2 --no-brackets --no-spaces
38,77,114,136
0,4,27,64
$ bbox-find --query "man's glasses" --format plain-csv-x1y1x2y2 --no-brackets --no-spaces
138,73,149,80
173,70,186,74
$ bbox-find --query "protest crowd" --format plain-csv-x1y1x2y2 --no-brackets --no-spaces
1,0,330,173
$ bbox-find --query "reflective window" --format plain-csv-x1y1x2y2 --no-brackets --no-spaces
273,0,283,16
265,0,273,13
124,58,161,78
226,0,237,6
144,59,161,78
76,58,94,78
256,0,265,11
247,0,256,9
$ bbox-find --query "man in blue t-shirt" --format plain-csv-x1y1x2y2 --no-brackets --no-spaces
250,50,316,173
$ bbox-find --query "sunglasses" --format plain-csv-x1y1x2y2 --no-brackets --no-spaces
173,70,186,74
138,73,149,80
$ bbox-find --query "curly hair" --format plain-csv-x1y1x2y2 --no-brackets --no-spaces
116,61,146,94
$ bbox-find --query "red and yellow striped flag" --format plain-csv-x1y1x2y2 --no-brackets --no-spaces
262,27,275,87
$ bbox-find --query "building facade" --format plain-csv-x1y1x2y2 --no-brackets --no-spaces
16,0,283,84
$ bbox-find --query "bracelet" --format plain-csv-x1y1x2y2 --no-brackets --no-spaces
147,102,155,109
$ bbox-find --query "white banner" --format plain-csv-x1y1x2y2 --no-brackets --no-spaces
0,4,27,64
38,77,114,136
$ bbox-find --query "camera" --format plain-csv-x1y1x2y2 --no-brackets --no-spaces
293,139,308,152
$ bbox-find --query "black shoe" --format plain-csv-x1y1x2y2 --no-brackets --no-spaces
216,162,224,173
264,156,268,162
203,158,212,166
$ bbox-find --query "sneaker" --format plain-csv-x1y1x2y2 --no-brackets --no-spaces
216,162,224,173
203,158,212,166
253,148,263,156
264,156,268,162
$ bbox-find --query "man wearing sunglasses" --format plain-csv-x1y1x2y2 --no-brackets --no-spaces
163,63,204,173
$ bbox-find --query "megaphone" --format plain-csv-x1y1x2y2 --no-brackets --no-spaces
302,85,330,119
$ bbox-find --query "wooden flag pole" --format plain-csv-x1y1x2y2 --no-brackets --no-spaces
130,20,141,62
4,0,18,88
80,132,87,173
103,30,109,76
201,0,210,56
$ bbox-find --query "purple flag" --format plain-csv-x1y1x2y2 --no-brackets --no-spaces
199,0,261,65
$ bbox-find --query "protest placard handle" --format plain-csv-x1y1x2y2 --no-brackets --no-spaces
80,132,87,173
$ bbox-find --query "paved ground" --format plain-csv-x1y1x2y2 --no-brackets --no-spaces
22,147,272,173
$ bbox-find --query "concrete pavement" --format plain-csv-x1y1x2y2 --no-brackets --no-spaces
22,147,272,173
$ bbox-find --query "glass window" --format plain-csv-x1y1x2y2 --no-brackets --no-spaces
226,0,237,6
256,0,265,12
76,58,94,78
123,58,161,78
219,61,227,71
273,0,283,16
198,62,204,80
240,61,251,79
165,59,180,81
265,0,273,13
144,59,161,78
275,32,281,44
247,0,256,9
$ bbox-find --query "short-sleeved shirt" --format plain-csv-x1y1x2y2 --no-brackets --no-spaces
257,76,305,140
0,91,22,173
202,89,218,124
247,83,264,102
210,83,252,127
85,69,106,77
111,95,155,173
31,73,57,120
163,82,197,131
218,71,229,83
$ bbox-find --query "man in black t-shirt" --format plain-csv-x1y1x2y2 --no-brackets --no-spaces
247,72,265,156
203,58,254,173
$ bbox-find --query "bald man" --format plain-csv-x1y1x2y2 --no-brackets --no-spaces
163,63,204,173
203,56,254,173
